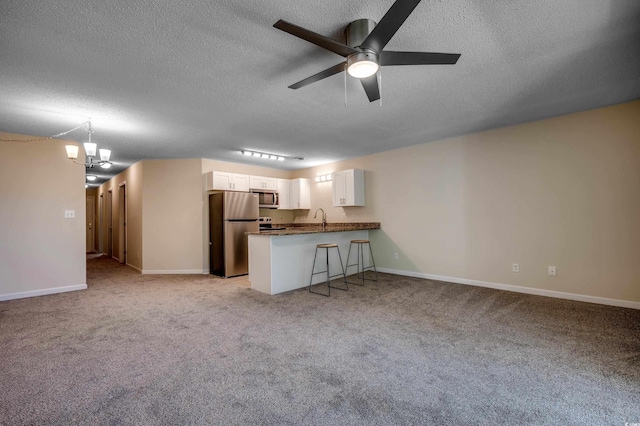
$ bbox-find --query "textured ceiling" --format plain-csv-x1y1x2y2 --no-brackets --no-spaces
1,0,639,183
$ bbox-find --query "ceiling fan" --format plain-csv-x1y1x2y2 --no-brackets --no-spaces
274,0,461,102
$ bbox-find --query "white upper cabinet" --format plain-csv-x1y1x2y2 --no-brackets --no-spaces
250,175,277,190
290,178,310,209
332,169,364,206
206,171,250,192
277,178,291,210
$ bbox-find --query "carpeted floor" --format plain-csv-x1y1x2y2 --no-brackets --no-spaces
1,255,639,425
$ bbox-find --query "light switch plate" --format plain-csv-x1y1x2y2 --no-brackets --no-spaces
64,210,75,219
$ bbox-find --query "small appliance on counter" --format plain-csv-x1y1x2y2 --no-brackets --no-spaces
258,217,286,231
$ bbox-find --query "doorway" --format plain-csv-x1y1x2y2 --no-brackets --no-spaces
86,196,95,253
118,183,127,264
98,193,104,254
107,189,113,258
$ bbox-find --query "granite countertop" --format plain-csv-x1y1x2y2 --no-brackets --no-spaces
247,222,380,236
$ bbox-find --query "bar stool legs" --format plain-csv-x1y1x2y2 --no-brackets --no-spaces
309,243,347,297
345,240,378,286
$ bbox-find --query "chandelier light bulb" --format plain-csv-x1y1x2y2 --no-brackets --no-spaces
65,145,79,160
99,149,111,161
83,142,97,157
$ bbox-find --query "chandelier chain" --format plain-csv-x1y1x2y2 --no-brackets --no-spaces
0,121,91,143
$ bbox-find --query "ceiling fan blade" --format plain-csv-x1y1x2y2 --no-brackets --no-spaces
360,74,380,102
380,51,461,65
360,0,422,53
288,62,347,90
274,20,358,58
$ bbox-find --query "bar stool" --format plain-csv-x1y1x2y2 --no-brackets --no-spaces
308,243,347,297
345,239,378,286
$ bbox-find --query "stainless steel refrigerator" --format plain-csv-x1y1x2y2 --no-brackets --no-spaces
209,191,259,277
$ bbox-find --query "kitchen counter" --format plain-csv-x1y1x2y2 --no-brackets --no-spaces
248,223,379,295
248,222,380,236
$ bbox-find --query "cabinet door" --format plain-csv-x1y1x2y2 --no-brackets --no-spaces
249,175,264,190
290,179,300,209
263,177,277,191
343,169,355,205
212,171,233,190
332,171,345,206
232,173,250,192
297,178,310,209
290,178,310,209
332,169,364,206
277,179,290,209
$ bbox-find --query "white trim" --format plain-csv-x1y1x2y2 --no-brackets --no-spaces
0,284,87,302
377,267,640,310
141,269,208,275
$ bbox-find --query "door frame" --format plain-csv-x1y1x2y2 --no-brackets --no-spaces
86,195,95,253
98,193,104,254
107,188,113,258
118,182,127,265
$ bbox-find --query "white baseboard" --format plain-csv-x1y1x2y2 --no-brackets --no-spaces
0,284,88,302
376,267,640,310
141,269,208,275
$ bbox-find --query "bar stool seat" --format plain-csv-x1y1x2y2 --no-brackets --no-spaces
308,243,347,296
345,239,378,286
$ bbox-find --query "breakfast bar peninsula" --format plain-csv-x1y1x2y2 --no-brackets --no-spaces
247,223,380,295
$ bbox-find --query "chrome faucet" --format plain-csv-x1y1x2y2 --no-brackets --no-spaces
314,208,327,228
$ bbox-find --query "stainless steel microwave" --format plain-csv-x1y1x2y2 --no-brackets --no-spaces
251,189,279,209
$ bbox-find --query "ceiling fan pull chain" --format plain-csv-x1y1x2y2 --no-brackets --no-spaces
379,70,382,107
344,69,347,107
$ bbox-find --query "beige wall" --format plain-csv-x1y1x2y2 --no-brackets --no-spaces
13,100,634,305
142,159,203,273
0,133,86,299
293,101,640,304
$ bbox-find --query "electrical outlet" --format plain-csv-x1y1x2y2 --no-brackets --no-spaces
64,210,75,219
393,252,399,260
548,266,557,276
512,263,520,273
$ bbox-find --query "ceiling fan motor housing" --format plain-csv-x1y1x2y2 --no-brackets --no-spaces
346,19,377,48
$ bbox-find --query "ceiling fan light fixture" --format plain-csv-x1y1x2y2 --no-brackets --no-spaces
347,51,379,78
